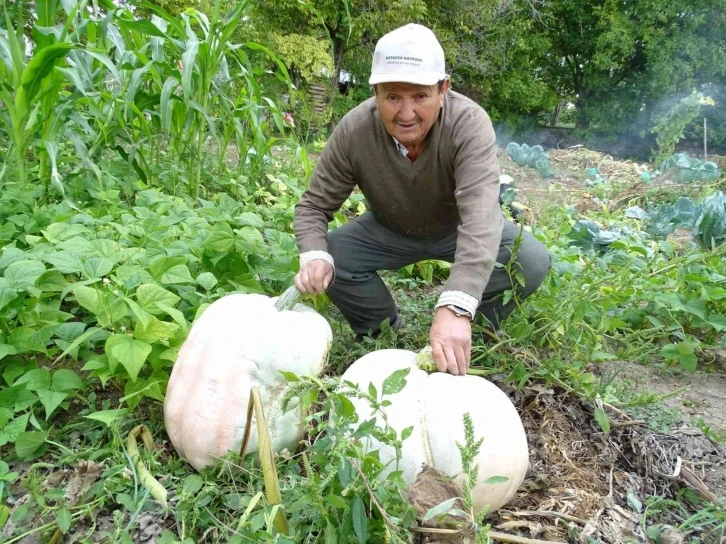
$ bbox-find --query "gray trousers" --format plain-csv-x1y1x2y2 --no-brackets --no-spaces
325,212,550,336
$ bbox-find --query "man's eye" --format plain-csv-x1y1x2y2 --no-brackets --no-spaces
417,94,429,100
387,95,399,101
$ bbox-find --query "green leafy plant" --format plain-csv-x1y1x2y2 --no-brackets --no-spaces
660,153,722,184
651,91,715,162
505,143,554,177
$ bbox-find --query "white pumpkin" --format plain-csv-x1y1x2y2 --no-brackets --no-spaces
164,288,332,470
340,349,529,514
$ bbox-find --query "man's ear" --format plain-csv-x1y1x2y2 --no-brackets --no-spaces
439,78,451,106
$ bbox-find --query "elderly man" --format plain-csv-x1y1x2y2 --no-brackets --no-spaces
292,23,550,375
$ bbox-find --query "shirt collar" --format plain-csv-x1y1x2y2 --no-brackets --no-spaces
391,137,409,158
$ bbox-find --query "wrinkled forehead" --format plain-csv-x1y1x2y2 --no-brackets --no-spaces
375,81,439,95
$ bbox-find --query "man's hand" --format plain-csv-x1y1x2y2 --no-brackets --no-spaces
430,307,472,376
294,259,334,294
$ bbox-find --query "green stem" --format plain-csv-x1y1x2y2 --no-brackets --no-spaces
275,286,303,312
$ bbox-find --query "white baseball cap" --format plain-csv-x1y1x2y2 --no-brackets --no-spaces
369,24,447,86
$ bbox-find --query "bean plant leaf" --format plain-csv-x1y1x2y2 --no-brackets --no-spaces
5,260,46,290
136,284,180,314
15,430,48,460
105,334,152,381
85,409,129,426
37,389,68,419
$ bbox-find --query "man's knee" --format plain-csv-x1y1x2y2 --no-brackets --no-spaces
514,231,551,296
326,225,371,283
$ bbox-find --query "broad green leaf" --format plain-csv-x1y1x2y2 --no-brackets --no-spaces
134,317,179,344
53,327,103,364
35,270,68,292
136,284,180,314
203,222,235,253
183,474,204,495
0,505,8,530
14,368,51,391
2,414,30,443
0,280,18,312
148,257,187,282
114,264,154,289
56,507,71,533
73,286,104,316
352,497,367,544
235,227,266,255
160,264,193,285
707,314,726,331
14,389,39,412
0,344,18,362
89,239,121,259
84,408,128,426
43,251,84,274
126,299,153,330
594,407,610,433
4,260,46,290
0,248,27,271
0,385,26,410
52,369,83,392
83,257,115,279
42,223,91,244
237,212,265,228
9,326,56,354
196,272,217,291
0,408,11,429
37,389,68,419
382,368,410,396
105,334,152,381
57,237,94,256
156,303,187,333
15,430,48,460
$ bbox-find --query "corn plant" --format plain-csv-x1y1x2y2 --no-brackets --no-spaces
0,0,289,200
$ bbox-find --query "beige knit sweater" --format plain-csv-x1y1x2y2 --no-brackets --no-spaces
293,90,503,305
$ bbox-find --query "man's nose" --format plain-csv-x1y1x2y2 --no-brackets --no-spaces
398,99,416,121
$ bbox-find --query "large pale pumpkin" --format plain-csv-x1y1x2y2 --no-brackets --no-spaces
164,288,332,470
340,349,529,514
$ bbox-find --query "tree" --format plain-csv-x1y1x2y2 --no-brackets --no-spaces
250,0,427,92
531,0,726,136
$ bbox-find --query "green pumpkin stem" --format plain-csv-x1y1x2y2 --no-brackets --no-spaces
275,285,303,312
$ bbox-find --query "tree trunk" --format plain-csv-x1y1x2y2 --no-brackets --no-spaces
327,37,347,131
575,87,589,130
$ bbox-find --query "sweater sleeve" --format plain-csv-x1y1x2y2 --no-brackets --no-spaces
443,107,503,303
293,120,357,254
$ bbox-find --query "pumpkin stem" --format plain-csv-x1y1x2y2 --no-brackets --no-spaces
274,285,303,312
416,346,491,377
415,346,438,372
126,425,168,506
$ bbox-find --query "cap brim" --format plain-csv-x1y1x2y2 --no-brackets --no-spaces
369,72,446,86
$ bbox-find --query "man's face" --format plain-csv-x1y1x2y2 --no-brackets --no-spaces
374,80,450,148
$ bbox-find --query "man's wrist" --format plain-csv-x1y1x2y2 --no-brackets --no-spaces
435,290,478,319
437,304,473,320
300,250,335,271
